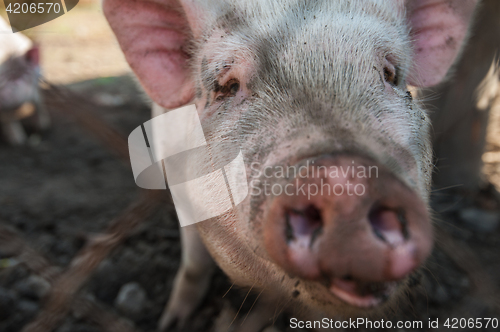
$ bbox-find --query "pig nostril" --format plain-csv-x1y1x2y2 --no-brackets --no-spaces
303,205,321,222
368,205,409,247
285,205,323,248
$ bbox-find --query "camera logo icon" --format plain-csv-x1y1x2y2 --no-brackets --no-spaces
128,104,248,227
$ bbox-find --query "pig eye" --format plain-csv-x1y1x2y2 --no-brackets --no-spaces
383,60,398,86
215,79,240,101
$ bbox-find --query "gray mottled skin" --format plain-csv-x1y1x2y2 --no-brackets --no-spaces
103,0,478,330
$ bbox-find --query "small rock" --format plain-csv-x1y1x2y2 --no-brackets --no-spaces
136,241,154,258
458,276,470,289
36,233,56,251
17,299,39,318
0,287,16,321
28,134,42,147
120,248,142,265
91,260,125,303
459,208,500,233
431,285,449,304
15,275,51,300
114,282,147,317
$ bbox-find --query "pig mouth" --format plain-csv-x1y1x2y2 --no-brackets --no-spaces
329,277,396,308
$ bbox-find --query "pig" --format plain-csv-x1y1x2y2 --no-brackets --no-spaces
103,0,479,330
0,17,50,145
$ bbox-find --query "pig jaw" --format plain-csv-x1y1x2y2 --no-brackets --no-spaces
196,147,432,318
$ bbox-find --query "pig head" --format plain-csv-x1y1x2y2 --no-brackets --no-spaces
104,0,479,328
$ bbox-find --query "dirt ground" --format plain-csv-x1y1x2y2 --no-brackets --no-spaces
0,2,500,332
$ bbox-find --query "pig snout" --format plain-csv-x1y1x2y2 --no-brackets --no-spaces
262,155,432,308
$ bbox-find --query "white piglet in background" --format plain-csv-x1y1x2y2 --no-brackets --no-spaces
104,0,479,331
0,17,50,145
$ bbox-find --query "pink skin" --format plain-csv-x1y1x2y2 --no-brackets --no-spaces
262,156,432,308
103,0,195,108
408,0,479,86
102,0,479,330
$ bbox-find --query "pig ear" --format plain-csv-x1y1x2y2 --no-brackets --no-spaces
103,0,204,109
406,0,479,87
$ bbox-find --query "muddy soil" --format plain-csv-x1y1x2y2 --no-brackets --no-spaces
0,76,499,332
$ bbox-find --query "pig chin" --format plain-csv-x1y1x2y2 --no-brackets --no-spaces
250,153,432,313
